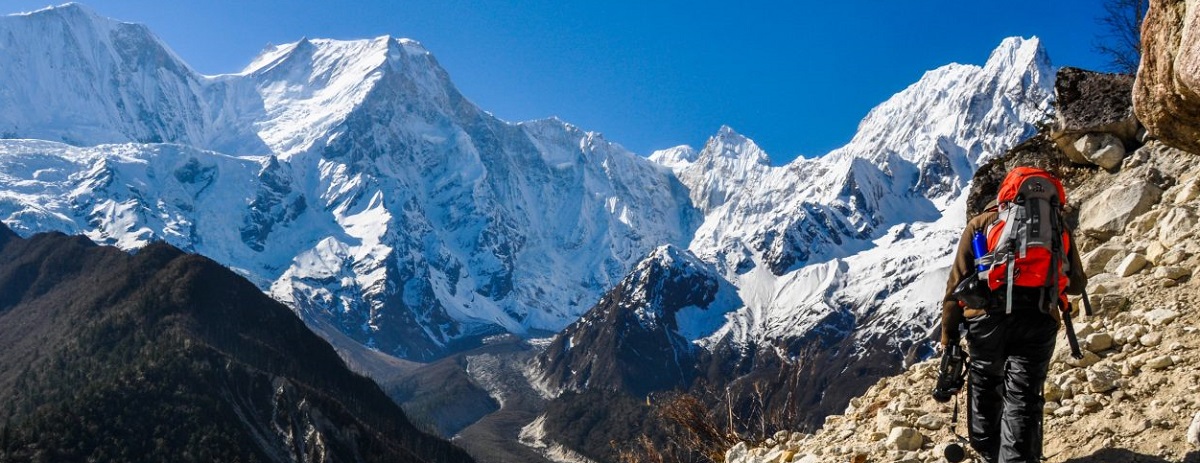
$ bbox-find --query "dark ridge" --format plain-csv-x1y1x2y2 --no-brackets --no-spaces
0,221,17,251
0,224,474,463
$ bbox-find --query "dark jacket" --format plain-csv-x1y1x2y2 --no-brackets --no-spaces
940,206,1088,345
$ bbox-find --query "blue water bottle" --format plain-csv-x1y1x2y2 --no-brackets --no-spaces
971,230,988,272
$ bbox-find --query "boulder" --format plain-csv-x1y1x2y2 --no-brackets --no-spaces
1156,207,1198,246
1113,324,1150,345
1075,393,1103,414
1086,365,1121,393
915,414,945,431
1146,240,1168,264
1064,349,1102,368
1152,265,1190,280
1085,332,1114,353
885,427,924,451
1127,209,1164,236
876,414,908,432
1134,0,1200,154
1171,178,1200,204
1053,67,1139,165
1146,355,1175,370
1142,308,1180,326
1162,249,1193,265
1078,181,1163,239
1115,253,1149,277
1072,133,1127,170
1082,242,1126,276
726,442,749,462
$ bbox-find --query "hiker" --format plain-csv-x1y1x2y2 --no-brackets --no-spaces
940,167,1088,463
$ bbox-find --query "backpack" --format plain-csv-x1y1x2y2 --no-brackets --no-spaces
977,167,1071,314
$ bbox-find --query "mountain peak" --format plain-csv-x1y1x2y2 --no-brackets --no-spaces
10,2,130,33
648,145,699,170
18,2,101,19
392,36,431,56
983,36,1050,75
701,125,771,166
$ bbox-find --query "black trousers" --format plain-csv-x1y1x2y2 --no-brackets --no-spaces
965,305,1057,463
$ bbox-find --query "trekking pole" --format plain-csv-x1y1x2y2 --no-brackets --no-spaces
944,395,965,462
1062,308,1084,360
942,370,968,462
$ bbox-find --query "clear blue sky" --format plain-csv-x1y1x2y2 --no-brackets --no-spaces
9,1,1114,163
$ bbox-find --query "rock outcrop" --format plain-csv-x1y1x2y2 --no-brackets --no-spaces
1052,67,1139,169
1134,0,1200,154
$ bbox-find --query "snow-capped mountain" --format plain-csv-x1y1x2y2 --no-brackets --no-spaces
0,4,697,360
658,36,1054,351
0,4,1055,381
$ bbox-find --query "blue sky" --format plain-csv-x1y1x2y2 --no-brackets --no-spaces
10,1,1114,163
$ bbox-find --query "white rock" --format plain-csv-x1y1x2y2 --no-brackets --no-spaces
876,414,908,432
1145,240,1168,264
726,441,749,462
1090,143,1126,170
1075,394,1103,415
1126,209,1164,237
1085,332,1114,353
1152,265,1191,280
1113,324,1150,345
1163,249,1192,265
886,427,924,451
760,447,788,463
1065,349,1102,368
1146,355,1175,370
1082,243,1127,277
1172,178,1200,204
1087,365,1121,393
1075,322,1098,338
1188,411,1200,449
915,414,946,431
1143,308,1180,326
1156,207,1198,246
1140,332,1163,347
1116,253,1149,277
1079,180,1162,239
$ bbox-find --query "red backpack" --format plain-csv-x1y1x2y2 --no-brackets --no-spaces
978,167,1071,313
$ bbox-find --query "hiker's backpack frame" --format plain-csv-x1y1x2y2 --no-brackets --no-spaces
977,167,1071,314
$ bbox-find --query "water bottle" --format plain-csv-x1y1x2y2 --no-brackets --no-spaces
971,230,988,272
